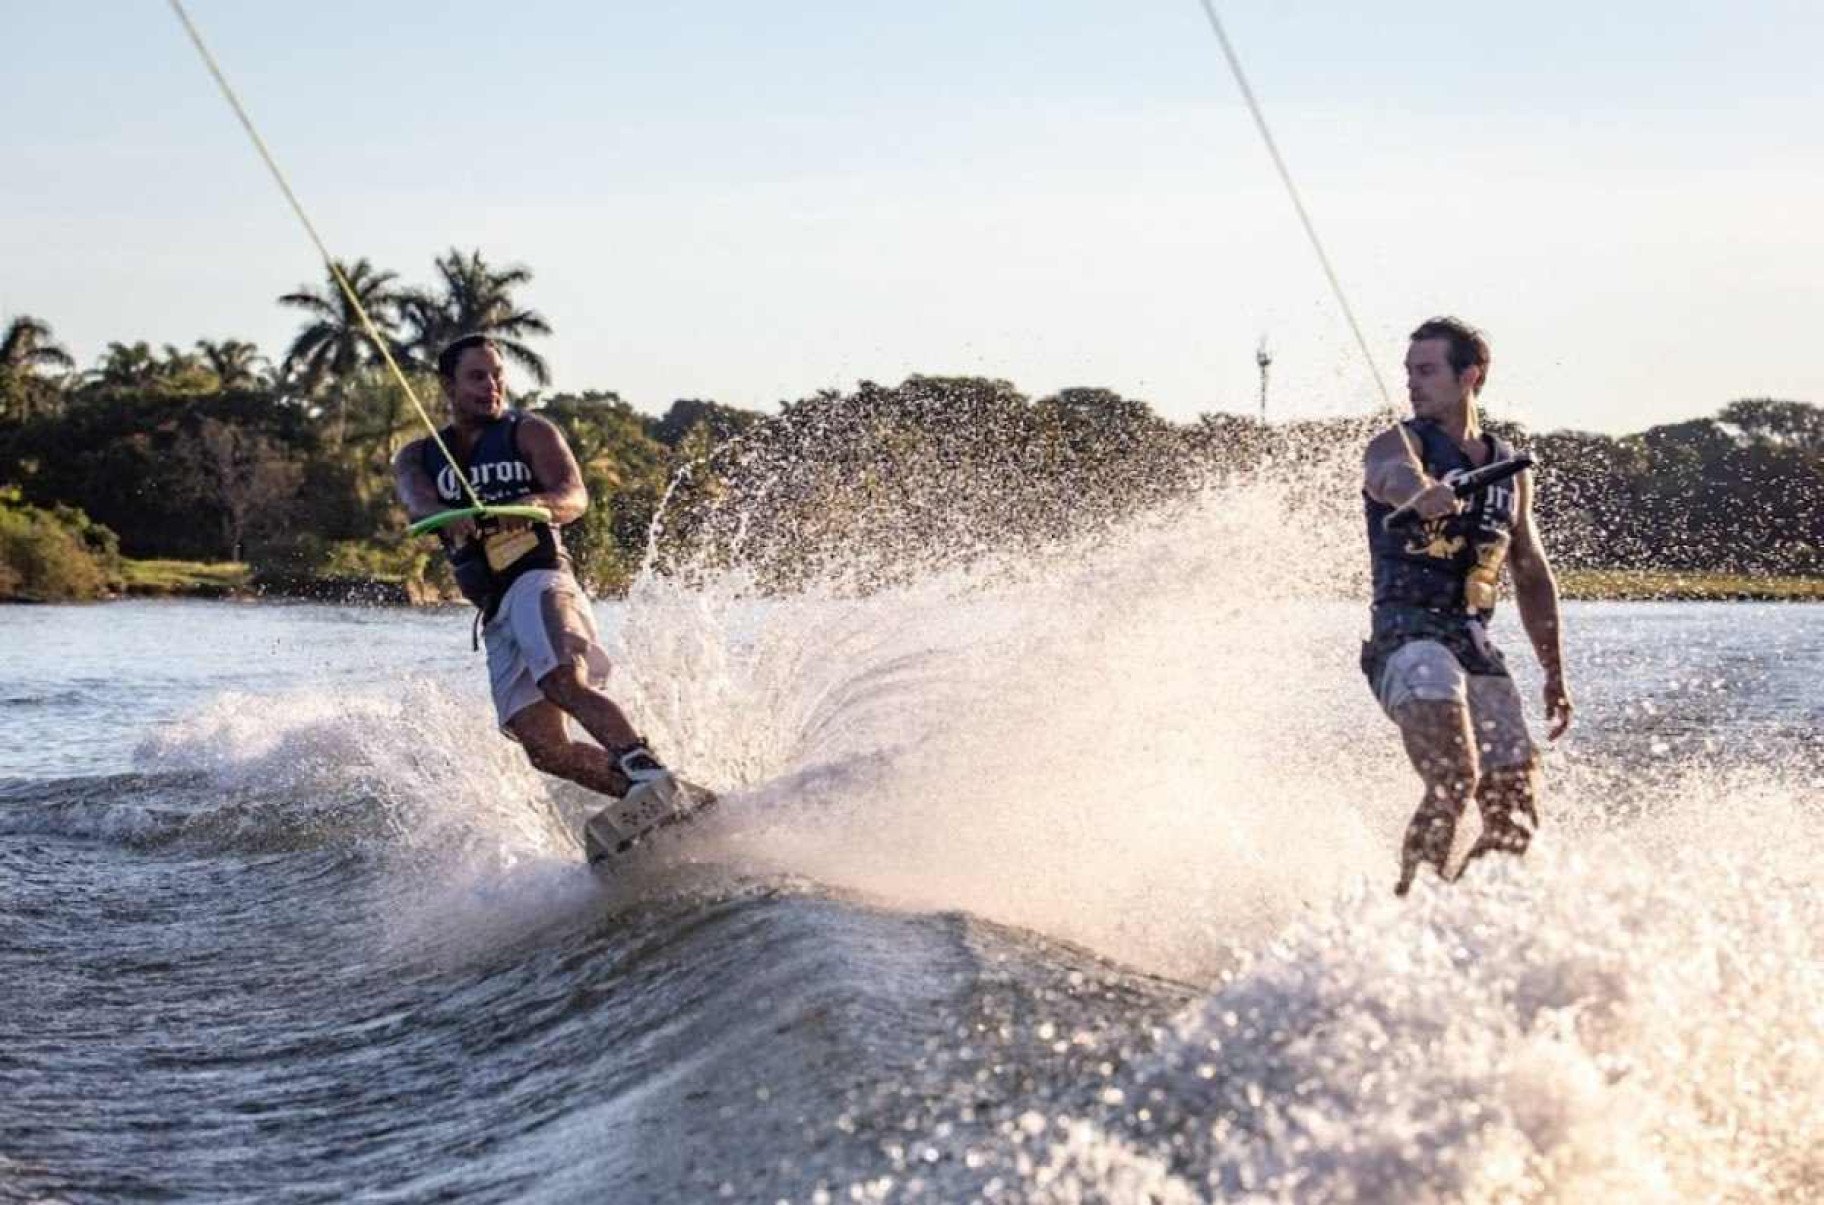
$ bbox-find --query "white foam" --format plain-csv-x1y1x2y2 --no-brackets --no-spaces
1142,799,1823,1201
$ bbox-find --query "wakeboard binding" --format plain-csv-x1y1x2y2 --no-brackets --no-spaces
583,743,718,866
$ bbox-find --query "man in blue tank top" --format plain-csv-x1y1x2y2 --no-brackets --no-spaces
1361,317,1573,894
393,335,712,863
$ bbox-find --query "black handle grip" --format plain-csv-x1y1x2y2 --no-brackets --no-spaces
1383,453,1536,531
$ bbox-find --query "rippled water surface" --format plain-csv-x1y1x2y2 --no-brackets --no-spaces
2,582,1818,1202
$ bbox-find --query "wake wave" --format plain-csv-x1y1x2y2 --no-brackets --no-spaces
594,437,1823,1200
29,425,1815,1201
0,682,579,862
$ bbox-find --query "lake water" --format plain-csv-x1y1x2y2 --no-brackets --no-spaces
2,579,1818,1201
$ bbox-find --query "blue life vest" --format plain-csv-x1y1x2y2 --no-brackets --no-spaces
420,411,565,615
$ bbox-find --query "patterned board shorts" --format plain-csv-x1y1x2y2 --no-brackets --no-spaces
482,569,612,728
1372,638,1536,771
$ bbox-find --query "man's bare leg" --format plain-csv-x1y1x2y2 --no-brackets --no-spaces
537,663,641,763
506,699,626,798
1457,763,1538,873
518,666,715,864
1392,699,1480,895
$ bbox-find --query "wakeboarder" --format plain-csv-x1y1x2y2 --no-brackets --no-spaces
393,334,713,864
1360,317,1573,894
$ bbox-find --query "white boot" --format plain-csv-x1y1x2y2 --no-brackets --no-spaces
583,745,715,865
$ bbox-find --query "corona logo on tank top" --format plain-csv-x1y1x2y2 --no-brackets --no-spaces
418,412,566,614
436,458,534,504
425,413,541,507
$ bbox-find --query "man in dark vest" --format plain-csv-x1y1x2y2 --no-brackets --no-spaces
1361,317,1573,894
393,333,711,864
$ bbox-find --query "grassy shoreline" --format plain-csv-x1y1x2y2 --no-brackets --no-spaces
1556,568,1824,601
120,559,253,597
117,559,426,605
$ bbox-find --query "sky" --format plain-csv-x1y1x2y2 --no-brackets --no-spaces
3,1,1820,434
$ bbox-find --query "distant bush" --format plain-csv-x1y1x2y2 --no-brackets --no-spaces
0,487,124,601
234,530,445,603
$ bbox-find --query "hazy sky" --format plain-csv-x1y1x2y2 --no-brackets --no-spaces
3,2,1819,433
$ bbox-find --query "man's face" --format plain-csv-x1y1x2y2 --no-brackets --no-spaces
1404,337,1477,420
444,345,506,422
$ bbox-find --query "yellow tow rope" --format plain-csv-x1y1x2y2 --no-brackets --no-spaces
166,0,486,517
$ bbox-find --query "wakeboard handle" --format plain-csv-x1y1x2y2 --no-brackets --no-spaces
406,504,553,537
1383,453,1536,531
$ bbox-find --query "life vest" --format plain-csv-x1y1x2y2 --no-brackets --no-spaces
1363,419,1520,621
420,411,565,616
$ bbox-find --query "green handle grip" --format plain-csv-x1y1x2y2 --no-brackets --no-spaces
406,504,553,537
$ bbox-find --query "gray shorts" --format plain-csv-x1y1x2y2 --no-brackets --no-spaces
482,569,612,728
1374,638,1536,770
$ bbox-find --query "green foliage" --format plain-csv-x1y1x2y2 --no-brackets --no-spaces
1559,568,1824,601
659,375,1193,590
81,341,220,396
195,339,271,392
649,398,760,449
279,258,405,402
533,392,676,591
1,388,324,561
1,315,76,424
3,267,1820,599
399,249,554,384
317,537,436,584
1529,407,1824,574
0,486,123,601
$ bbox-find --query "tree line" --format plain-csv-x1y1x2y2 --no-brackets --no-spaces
1,254,1819,601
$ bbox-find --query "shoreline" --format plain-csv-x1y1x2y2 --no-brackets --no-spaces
118,560,438,606
1555,569,1824,602
10,561,1822,606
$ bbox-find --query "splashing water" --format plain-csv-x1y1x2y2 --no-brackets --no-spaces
615,498,1366,969
597,400,1821,1199
72,395,1818,1201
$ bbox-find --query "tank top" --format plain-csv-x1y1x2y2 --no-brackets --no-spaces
1363,419,1520,621
419,411,565,614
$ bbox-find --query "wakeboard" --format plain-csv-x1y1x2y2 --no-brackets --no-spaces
583,774,719,868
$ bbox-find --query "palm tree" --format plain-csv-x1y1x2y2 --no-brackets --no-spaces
88,341,164,391
1,315,75,421
1,315,75,377
279,257,403,396
405,248,553,385
395,289,454,375
158,344,217,394
195,338,270,391
279,258,403,444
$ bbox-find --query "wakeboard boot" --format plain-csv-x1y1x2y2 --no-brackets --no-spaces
583,743,718,866
1394,804,1459,897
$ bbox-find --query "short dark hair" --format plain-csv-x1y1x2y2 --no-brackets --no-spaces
1409,316,1491,389
436,333,499,381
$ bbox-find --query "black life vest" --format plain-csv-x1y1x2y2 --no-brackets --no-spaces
1363,419,1520,621
420,411,565,616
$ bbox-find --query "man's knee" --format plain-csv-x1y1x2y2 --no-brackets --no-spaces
537,661,598,708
